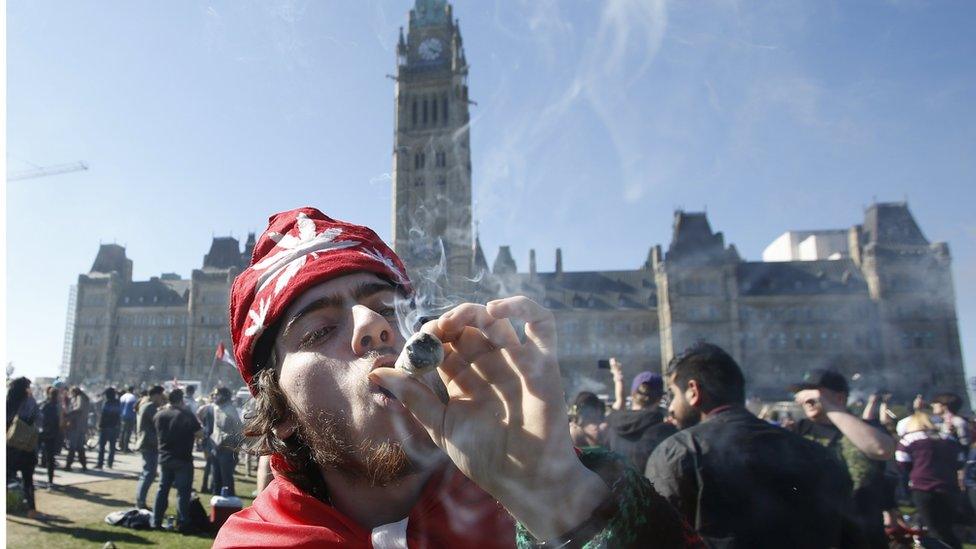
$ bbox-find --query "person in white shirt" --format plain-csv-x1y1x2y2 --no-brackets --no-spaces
184,384,200,415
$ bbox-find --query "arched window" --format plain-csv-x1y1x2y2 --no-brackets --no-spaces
442,96,448,125
412,99,418,127
432,98,438,123
422,99,428,125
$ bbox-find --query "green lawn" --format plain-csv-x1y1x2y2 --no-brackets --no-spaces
12,473,976,548
6,469,257,548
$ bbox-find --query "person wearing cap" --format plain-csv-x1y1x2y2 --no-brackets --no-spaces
646,343,857,547
213,208,701,548
605,365,676,471
791,367,896,549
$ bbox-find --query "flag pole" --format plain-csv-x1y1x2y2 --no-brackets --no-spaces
205,350,218,394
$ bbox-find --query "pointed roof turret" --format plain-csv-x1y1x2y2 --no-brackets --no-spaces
90,244,133,281
862,202,929,247
473,235,489,273
203,236,242,270
665,210,733,265
493,246,517,275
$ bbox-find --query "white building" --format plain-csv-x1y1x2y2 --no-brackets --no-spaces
762,230,849,262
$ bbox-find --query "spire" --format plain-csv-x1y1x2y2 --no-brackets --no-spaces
473,235,489,273
492,246,517,275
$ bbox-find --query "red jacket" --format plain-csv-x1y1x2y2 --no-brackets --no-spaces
214,458,515,548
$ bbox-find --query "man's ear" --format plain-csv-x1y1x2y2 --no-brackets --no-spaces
686,379,703,408
273,416,298,440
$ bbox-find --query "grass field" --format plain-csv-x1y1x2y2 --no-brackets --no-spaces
6,470,257,548
10,471,976,548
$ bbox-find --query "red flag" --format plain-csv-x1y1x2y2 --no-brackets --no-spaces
215,342,238,368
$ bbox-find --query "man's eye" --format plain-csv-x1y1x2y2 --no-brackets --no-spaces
378,307,396,318
299,326,335,349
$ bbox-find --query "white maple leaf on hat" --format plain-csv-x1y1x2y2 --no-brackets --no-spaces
252,212,358,296
245,297,271,338
359,246,408,285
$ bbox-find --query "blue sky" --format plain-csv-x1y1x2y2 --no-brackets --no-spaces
7,0,975,384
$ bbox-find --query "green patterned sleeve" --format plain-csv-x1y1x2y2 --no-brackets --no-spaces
515,448,703,548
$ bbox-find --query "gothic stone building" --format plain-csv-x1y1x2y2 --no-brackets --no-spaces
389,0,966,402
64,235,254,388
64,0,967,403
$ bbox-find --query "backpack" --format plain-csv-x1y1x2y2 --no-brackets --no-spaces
105,508,152,529
6,416,39,452
186,494,212,533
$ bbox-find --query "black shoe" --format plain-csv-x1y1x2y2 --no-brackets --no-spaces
94,464,103,470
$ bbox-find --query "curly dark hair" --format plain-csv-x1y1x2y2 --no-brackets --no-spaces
243,356,330,501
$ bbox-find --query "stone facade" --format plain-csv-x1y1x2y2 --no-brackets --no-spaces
65,235,254,388
390,0,473,289
389,1,967,402
63,1,967,404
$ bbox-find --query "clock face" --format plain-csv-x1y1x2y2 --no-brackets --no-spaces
418,38,443,61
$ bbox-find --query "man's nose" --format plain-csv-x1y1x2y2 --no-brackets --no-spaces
350,304,393,356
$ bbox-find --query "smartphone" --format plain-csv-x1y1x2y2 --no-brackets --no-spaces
597,359,611,370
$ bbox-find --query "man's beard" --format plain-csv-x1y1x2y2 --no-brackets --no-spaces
673,407,702,430
294,408,417,488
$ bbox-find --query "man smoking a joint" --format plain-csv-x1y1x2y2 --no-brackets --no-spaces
214,207,699,548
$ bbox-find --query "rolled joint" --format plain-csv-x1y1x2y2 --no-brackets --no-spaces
395,332,444,376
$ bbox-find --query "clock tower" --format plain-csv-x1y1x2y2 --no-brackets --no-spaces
391,0,473,288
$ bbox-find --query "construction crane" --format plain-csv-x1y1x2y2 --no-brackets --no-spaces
7,161,89,181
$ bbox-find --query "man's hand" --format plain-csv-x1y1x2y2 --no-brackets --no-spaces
796,388,894,460
370,297,609,541
609,357,625,411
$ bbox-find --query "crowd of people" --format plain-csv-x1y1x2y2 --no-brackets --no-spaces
7,208,974,547
570,347,976,548
5,377,245,532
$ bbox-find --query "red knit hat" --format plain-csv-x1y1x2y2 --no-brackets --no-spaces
229,207,411,391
